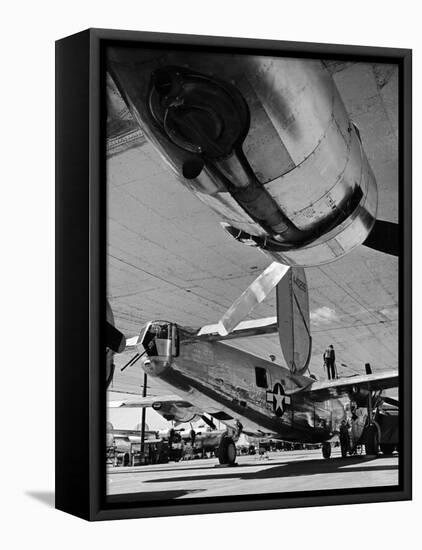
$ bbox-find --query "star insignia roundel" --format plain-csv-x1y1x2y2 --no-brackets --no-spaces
272,382,286,417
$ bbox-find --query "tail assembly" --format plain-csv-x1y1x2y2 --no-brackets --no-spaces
196,262,312,376
276,267,311,375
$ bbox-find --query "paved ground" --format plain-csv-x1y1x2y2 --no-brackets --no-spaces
106,448,398,501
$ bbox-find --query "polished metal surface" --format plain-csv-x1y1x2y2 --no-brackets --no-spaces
109,51,378,267
277,267,312,375
136,322,344,443
106,59,399,453
116,306,397,451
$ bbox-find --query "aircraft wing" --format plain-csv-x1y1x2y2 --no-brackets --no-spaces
196,316,277,341
108,394,191,408
302,370,398,399
109,428,156,436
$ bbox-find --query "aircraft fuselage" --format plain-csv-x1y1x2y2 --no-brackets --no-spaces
140,323,346,443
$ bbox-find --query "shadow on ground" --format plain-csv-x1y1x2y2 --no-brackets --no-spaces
26,491,55,508
143,455,398,484
107,488,204,503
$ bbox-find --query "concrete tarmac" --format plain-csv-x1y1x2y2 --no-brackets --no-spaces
107,448,398,501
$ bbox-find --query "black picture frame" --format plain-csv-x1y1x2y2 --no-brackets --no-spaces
55,28,412,521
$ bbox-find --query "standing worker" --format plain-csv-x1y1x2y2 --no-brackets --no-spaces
323,344,337,380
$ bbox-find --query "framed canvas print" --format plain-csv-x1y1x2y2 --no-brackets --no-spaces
55,28,412,521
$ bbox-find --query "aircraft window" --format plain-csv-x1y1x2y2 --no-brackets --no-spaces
150,323,169,338
142,329,158,356
255,367,268,388
141,323,168,355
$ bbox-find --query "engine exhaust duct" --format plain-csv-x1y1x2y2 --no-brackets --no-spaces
109,52,378,267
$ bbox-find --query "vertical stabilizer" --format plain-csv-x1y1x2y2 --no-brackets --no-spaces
276,267,312,375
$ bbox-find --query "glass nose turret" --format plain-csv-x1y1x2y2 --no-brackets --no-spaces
137,321,179,374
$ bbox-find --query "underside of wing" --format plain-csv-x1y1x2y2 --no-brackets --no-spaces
108,393,201,424
108,394,190,408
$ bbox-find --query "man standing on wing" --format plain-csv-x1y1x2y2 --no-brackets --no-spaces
323,344,337,380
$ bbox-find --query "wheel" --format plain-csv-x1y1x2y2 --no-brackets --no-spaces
322,442,331,459
380,443,395,455
365,424,379,455
217,435,237,465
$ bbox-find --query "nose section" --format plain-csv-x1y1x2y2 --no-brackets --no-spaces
140,355,171,377
136,320,178,376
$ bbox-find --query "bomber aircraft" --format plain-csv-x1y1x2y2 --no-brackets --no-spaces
105,48,399,464
109,263,398,464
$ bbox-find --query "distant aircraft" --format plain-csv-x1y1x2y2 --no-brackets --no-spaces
109,264,398,465
106,420,227,464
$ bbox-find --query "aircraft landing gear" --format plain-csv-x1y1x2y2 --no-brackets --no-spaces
364,389,380,456
217,435,237,465
380,443,395,455
364,424,379,456
322,442,331,459
340,437,349,458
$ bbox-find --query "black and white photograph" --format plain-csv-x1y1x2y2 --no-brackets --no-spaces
4,0,421,542
104,45,403,505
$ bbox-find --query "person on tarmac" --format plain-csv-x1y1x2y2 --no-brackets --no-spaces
339,418,350,457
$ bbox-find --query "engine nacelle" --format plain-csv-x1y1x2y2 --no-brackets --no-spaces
109,52,377,267
152,400,197,423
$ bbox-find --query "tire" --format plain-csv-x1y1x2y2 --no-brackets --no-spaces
322,442,331,459
217,436,237,465
380,443,395,455
365,424,379,456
